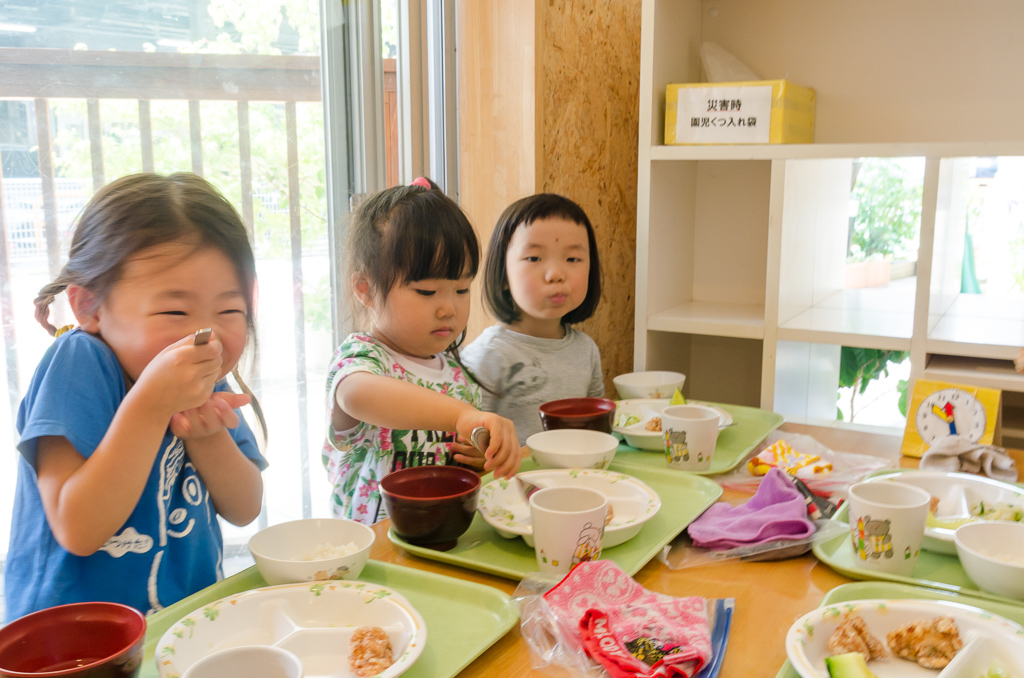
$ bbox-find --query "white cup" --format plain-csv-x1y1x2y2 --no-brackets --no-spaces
182,645,303,678
661,405,720,471
529,486,607,575
847,480,931,577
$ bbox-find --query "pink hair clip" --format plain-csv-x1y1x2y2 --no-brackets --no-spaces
410,177,431,189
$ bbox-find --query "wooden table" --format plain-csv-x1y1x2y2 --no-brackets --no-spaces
362,424,925,677
366,423,1021,676
368,514,851,677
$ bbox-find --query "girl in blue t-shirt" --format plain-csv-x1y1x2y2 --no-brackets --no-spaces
5,172,268,621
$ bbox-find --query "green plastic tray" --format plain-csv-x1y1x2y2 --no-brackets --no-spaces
775,581,1024,677
613,402,784,476
389,459,722,580
812,502,1005,603
141,560,517,678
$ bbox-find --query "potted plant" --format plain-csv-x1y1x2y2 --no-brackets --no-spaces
846,158,923,288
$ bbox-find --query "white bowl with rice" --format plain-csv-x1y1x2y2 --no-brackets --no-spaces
248,518,375,585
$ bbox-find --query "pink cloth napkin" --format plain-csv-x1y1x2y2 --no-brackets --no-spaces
543,560,710,678
687,468,815,550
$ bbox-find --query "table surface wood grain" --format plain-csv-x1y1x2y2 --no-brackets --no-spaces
367,423,1020,676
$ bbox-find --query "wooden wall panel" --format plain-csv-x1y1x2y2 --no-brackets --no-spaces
456,0,537,341
536,0,642,394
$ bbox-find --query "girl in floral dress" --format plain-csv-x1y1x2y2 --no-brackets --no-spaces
322,178,521,524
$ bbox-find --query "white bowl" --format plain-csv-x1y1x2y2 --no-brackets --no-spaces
954,521,1024,600
612,371,686,400
527,429,619,470
182,646,303,678
248,518,375,585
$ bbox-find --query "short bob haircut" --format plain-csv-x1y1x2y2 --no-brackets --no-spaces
483,193,602,326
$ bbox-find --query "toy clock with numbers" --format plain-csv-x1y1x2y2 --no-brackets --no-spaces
901,379,1002,458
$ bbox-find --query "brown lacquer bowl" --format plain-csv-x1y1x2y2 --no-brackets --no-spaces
0,601,146,678
538,397,617,434
380,465,481,551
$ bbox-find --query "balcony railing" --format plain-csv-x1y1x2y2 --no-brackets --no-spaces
0,47,398,524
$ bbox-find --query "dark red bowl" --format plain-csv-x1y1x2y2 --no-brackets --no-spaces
0,602,146,678
538,397,616,433
380,466,481,551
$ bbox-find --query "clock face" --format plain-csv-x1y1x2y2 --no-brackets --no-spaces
915,388,987,445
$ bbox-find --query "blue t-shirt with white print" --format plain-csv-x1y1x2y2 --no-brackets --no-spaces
4,329,267,621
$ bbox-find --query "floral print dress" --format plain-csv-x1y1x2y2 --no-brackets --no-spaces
322,333,481,524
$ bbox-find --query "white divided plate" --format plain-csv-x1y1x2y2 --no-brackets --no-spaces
476,468,661,548
862,471,1024,554
156,581,426,678
613,399,733,451
786,598,1024,678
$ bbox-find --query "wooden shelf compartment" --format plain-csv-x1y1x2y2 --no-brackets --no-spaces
774,155,921,353
777,286,916,352
651,142,1024,162
647,301,764,339
640,159,771,322
644,330,763,407
923,354,1024,392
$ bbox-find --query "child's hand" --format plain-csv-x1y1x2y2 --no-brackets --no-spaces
454,411,521,479
170,391,251,440
135,333,225,417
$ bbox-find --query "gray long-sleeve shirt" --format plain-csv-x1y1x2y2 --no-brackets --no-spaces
462,325,604,443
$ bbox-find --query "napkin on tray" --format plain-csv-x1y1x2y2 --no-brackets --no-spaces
543,560,711,678
920,435,1018,483
687,468,815,550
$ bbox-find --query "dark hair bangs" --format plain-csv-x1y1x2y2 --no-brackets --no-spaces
387,199,479,285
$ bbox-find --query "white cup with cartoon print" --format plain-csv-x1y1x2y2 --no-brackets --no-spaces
661,405,720,472
529,486,607,575
847,480,931,577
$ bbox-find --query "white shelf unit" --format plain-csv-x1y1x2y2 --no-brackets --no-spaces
634,0,1024,437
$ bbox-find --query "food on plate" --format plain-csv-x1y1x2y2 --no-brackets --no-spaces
350,626,394,677
747,439,833,478
885,616,963,669
670,388,686,405
984,660,1011,678
644,416,662,432
616,413,641,428
302,541,360,561
605,503,615,525
927,499,1024,530
972,500,1024,522
826,613,887,660
824,652,880,678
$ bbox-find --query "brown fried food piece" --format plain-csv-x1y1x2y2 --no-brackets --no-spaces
827,613,887,660
645,417,662,432
886,616,963,669
350,626,394,677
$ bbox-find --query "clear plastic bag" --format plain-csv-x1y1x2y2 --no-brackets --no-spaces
657,518,848,569
718,430,894,496
511,572,733,678
512,572,613,678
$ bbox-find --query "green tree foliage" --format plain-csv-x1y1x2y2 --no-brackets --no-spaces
837,346,907,421
49,0,327,260
848,158,922,261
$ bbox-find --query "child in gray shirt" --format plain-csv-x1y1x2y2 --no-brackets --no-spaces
462,194,604,442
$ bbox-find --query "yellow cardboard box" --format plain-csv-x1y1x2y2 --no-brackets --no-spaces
665,79,815,145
